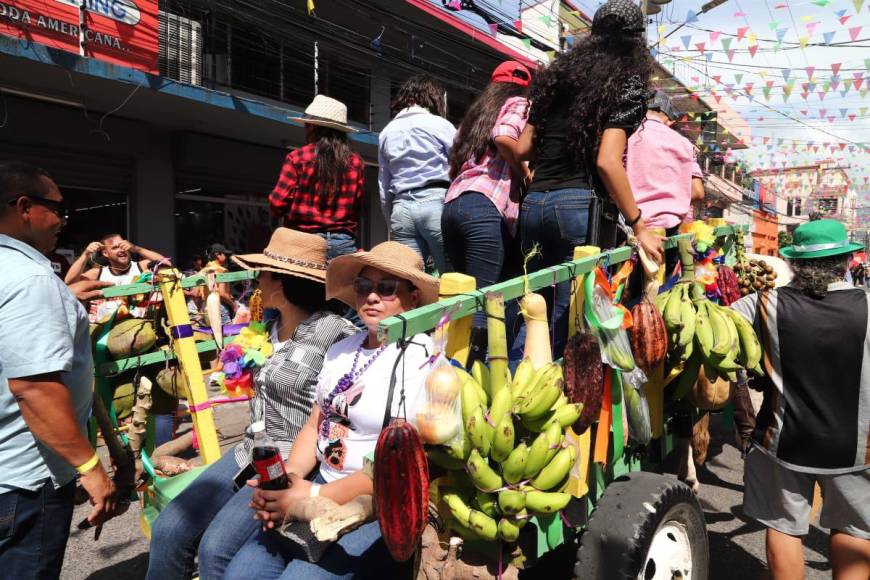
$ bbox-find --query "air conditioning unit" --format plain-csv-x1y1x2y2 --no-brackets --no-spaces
159,11,202,86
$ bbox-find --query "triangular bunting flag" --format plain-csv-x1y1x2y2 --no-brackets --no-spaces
799,36,809,48
849,26,862,41
840,15,852,25
823,31,836,45
776,28,788,41
854,0,865,13
488,23,499,36
681,35,692,49
695,42,706,52
805,66,815,79
722,37,732,50
737,27,749,41
686,10,699,23
781,68,791,81
832,62,842,75
727,49,736,62
710,31,721,43
840,108,848,117
749,45,759,57
735,73,744,84
806,22,818,36
522,38,532,49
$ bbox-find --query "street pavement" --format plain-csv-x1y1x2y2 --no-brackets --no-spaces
60,399,834,579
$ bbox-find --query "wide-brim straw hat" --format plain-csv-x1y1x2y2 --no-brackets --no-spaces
326,242,439,308
232,228,329,283
288,94,358,133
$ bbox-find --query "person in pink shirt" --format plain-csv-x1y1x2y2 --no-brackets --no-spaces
627,90,705,275
442,60,531,364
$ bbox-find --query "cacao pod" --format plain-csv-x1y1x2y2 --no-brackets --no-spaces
629,299,667,373
374,419,429,562
563,331,604,434
717,266,742,306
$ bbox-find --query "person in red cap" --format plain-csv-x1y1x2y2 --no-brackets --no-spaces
513,0,660,360
441,60,532,365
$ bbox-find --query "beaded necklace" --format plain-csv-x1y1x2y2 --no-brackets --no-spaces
319,338,388,438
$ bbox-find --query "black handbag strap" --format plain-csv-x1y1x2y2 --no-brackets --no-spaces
381,339,430,430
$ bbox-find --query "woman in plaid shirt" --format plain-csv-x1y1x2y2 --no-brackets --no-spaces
441,61,532,364
269,96,365,260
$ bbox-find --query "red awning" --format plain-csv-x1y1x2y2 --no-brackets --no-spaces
405,0,538,70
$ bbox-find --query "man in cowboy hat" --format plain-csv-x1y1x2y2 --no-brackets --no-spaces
270,95,365,261
731,219,869,580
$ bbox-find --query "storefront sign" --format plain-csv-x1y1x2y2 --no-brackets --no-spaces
0,0,158,74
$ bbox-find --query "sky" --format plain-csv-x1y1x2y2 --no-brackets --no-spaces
571,0,870,213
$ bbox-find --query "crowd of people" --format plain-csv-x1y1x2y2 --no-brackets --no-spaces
0,1,867,579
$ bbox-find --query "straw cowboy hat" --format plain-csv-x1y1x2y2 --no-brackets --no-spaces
779,219,863,260
326,242,440,307
232,228,329,282
288,95,358,133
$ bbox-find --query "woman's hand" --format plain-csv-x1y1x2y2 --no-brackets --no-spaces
248,473,312,530
635,226,664,265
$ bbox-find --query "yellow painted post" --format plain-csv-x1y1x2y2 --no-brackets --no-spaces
438,273,477,366
157,269,221,465
566,246,599,499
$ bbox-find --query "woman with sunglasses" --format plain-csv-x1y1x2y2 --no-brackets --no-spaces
513,0,661,360
223,242,438,579
146,229,356,580
441,60,531,364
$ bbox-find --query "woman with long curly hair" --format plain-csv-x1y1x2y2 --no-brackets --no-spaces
379,75,455,273
442,61,531,362
514,0,661,359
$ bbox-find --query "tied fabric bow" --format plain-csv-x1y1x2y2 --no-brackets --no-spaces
213,322,273,397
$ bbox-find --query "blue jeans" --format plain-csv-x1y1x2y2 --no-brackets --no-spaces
442,192,516,328
224,474,407,579
516,188,592,360
154,413,175,447
317,232,357,261
146,450,258,580
390,188,450,274
0,479,75,580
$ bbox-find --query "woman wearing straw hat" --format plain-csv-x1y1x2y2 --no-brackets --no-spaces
226,242,438,579
731,219,870,580
270,95,365,260
146,228,356,580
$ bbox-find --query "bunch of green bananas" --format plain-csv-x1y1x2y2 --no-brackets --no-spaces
656,280,764,393
430,359,581,543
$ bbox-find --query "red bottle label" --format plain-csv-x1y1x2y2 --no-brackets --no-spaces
253,454,285,482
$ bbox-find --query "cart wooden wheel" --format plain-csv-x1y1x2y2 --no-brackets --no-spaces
575,472,708,580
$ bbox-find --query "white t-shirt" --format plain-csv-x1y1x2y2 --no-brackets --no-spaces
315,332,432,483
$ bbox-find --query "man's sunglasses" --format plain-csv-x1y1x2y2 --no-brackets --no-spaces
7,195,70,221
353,277,409,300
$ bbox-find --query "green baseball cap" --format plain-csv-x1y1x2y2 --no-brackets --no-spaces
779,219,863,260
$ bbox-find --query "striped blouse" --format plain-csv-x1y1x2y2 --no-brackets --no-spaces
233,310,357,467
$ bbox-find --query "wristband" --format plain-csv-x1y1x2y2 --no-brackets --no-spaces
625,208,643,228
76,452,100,474
309,484,321,498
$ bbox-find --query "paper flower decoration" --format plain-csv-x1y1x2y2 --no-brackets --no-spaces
679,221,716,255
213,321,272,398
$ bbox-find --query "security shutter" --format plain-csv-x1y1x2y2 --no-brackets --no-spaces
0,140,133,192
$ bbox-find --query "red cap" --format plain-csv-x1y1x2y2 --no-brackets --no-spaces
491,61,531,87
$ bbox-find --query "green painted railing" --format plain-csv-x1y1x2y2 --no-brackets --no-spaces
95,270,257,376
100,269,259,299
376,225,747,344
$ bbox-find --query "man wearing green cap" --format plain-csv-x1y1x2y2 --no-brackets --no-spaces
731,219,869,580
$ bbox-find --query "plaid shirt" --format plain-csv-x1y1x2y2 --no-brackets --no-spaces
269,143,366,235
445,96,529,234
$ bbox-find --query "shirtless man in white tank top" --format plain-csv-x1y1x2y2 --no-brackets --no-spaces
65,233,166,321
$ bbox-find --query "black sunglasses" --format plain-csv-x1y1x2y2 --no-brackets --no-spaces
353,277,406,300
7,195,70,221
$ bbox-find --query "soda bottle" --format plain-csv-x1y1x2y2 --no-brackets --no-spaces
251,421,289,490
